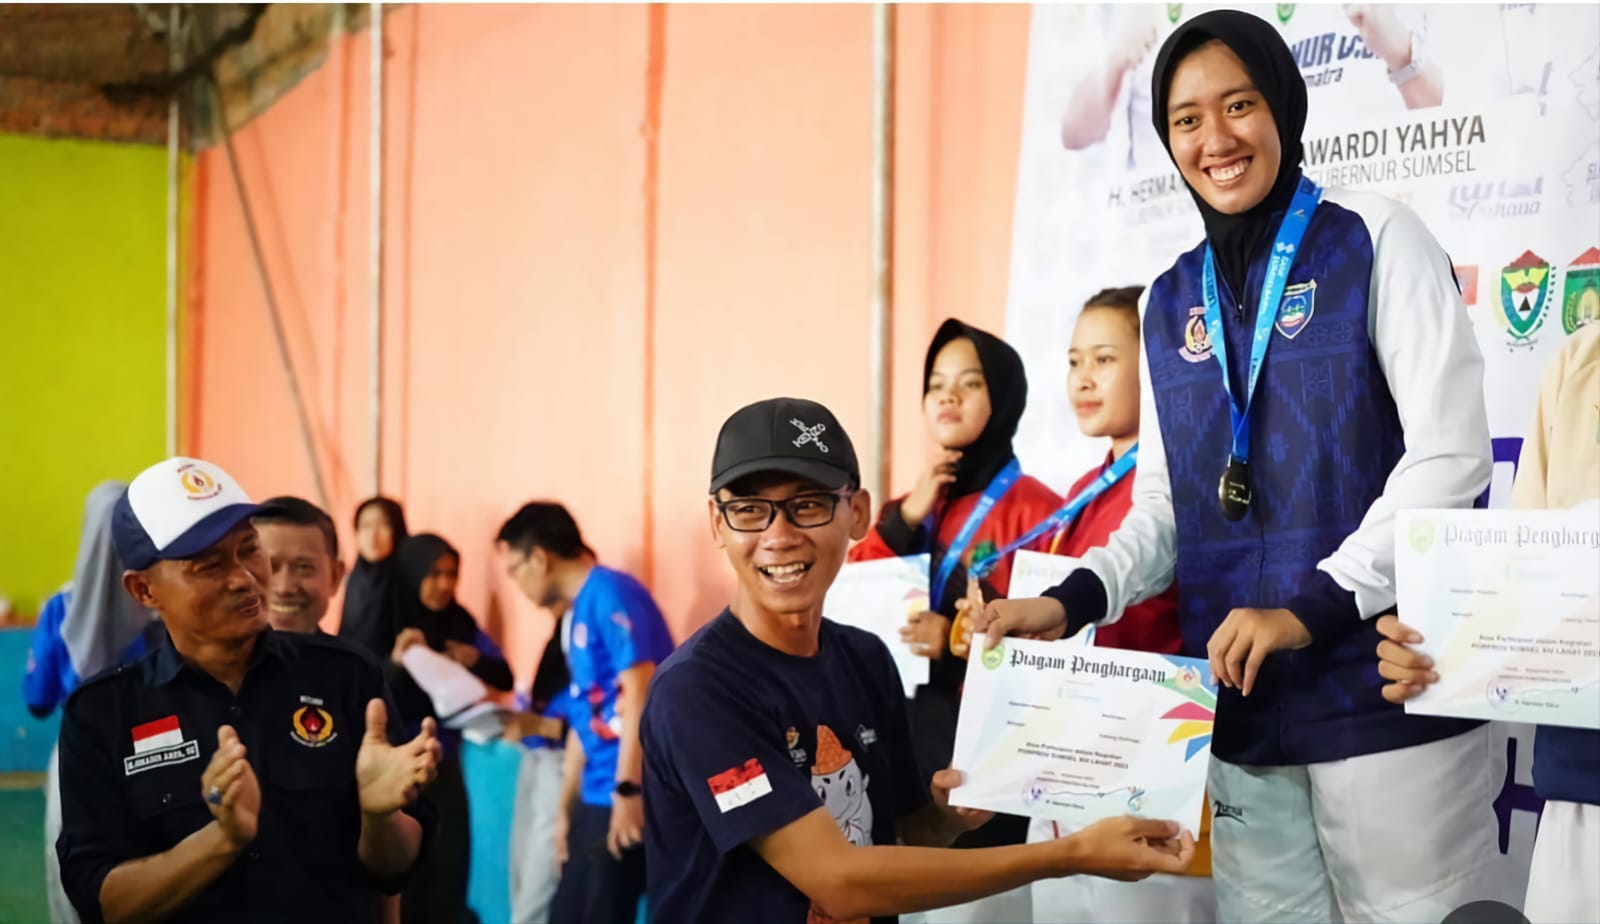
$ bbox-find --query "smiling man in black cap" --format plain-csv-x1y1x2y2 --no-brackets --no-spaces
55,457,440,924
638,397,1197,924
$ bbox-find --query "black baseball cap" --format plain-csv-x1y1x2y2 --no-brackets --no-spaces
709,397,861,494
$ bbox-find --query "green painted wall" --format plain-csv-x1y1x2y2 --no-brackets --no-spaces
0,134,166,619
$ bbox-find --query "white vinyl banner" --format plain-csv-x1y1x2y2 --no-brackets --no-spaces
1004,1,1599,906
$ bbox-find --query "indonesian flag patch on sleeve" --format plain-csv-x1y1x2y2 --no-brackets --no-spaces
707,758,772,813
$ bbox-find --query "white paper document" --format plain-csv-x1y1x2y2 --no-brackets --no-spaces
1007,550,1084,600
1397,507,1600,730
443,701,514,744
823,555,931,697
1007,551,1093,647
950,637,1216,834
400,644,490,720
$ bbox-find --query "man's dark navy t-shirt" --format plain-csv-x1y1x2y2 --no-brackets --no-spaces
641,609,928,924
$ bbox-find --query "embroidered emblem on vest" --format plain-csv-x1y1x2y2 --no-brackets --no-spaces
1275,280,1317,340
1179,306,1213,363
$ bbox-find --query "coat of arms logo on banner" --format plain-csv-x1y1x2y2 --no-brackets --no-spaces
1500,250,1553,348
1562,246,1600,335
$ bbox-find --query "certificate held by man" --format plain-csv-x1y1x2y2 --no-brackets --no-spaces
1396,507,1600,729
949,636,1217,833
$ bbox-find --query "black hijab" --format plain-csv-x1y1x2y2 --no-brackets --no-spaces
922,319,1028,498
1151,10,1307,298
337,496,409,660
394,533,477,651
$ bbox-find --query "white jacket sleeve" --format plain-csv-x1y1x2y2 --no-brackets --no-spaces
1309,191,1493,624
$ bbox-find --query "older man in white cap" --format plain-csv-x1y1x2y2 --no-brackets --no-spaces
55,457,441,924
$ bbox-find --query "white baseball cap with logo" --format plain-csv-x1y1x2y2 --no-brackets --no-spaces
112,457,279,571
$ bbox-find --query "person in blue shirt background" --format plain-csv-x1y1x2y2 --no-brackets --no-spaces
496,502,674,924
23,480,159,924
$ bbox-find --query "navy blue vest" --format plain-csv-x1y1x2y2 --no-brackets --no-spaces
1143,197,1480,765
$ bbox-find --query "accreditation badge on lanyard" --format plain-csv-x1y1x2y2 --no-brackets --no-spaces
1201,176,1322,521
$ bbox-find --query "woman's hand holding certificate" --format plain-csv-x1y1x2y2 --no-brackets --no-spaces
1394,508,1600,729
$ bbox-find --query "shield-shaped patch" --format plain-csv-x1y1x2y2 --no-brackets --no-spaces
1275,281,1316,340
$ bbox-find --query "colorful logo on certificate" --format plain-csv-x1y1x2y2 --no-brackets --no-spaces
1276,281,1316,339
1158,660,1216,762
1500,250,1553,348
1486,679,1515,710
981,643,1005,671
1409,518,1436,554
1562,246,1600,335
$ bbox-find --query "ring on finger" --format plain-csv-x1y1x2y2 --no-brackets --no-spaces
206,785,224,805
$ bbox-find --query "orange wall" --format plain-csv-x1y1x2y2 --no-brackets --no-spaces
188,4,1030,682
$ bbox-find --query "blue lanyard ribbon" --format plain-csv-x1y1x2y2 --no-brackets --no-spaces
928,458,1021,612
1201,176,1322,464
969,444,1140,580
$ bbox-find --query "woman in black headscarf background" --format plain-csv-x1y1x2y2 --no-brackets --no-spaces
339,496,410,660
388,533,514,924
981,10,1502,924
848,318,1066,921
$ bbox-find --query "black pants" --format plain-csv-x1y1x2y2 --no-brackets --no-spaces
402,757,478,924
550,803,646,924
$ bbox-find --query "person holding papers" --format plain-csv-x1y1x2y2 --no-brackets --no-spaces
391,533,513,924
640,396,1196,924
1376,324,1600,924
974,10,1505,923
846,320,1061,918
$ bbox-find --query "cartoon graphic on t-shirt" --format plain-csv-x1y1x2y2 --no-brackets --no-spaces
808,724,872,924
811,724,872,844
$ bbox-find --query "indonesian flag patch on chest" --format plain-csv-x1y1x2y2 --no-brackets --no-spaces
132,716,183,752
125,715,201,776
707,758,772,813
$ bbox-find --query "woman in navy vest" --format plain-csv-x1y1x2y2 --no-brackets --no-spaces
977,11,1509,923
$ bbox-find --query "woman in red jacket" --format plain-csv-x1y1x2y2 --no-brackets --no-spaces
1023,287,1209,923
1043,286,1183,655
848,319,1060,924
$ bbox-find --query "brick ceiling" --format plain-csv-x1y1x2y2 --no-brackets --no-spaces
0,3,369,147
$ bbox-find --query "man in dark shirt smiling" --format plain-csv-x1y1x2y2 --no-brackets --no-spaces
56,457,441,924
641,398,1196,924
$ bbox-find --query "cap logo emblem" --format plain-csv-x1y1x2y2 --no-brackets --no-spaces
177,464,222,500
790,419,829,453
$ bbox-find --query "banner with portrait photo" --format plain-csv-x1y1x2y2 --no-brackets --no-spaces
1003,1,1600,903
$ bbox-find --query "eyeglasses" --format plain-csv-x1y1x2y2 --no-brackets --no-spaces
714,491,854,533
